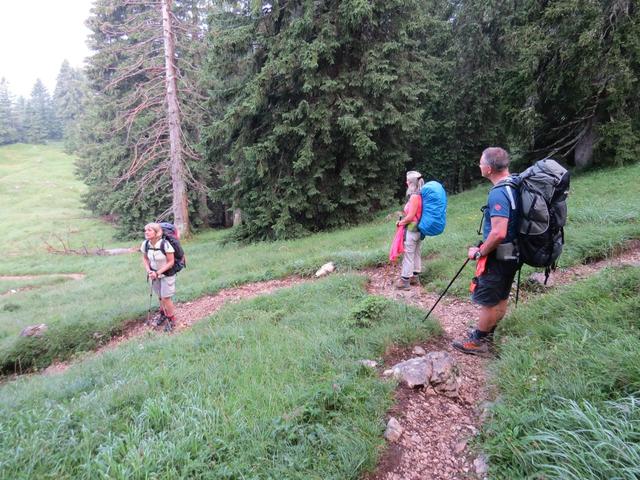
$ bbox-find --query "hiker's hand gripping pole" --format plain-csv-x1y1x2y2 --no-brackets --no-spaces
423,241,482,321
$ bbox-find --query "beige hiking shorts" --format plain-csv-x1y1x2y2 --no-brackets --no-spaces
151,275,176,298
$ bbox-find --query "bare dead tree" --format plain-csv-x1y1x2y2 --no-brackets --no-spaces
90,0,213,236
162,0,190,236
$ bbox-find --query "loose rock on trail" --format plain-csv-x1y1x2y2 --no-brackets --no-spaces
362,241,640,480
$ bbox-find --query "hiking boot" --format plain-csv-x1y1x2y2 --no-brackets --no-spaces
153,313,167,327
163,319,174,332
410,275,420,286
452,338,489,355
452,330,491,355
395,278,410,290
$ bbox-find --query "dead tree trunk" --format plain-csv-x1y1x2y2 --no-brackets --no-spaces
574,118,596,169
162,0,190,236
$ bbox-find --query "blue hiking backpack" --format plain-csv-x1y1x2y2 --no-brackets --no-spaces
417,181,447,237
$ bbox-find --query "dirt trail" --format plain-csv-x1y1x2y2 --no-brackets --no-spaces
363,241,640,480
42,276,308,375
0,273,85,281
1,273,86,297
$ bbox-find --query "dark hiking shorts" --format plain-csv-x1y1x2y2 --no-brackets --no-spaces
471,256,519,307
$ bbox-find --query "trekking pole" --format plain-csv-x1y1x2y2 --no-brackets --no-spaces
423,241,482,321
514,266,522,306
423,257,471,321
146,274,154,326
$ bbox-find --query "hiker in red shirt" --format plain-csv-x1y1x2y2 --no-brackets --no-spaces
395,171,424,290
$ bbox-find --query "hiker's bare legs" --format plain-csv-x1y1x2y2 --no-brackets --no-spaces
477,299,508,332
161,297,175,318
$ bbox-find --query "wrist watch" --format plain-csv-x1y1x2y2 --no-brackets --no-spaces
474,250,482,260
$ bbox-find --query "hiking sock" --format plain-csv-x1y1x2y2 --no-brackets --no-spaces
470,329,492,341
476,329,490,338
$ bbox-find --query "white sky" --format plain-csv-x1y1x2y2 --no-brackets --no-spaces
0,0,93,98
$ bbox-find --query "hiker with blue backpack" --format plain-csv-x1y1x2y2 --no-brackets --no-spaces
141,222,185,331
394,171,448,290
395,171,425,290
453,147,520,355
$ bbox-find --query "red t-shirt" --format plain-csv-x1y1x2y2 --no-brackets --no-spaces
404,194,422,223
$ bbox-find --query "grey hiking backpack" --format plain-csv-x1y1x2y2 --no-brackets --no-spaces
498,159,570,282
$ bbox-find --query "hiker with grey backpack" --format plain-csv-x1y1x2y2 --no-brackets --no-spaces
452,147,570,355
141,222,186,332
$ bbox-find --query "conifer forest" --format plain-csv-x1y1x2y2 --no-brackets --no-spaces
1,0,638,241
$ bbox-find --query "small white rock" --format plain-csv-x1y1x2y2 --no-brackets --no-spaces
474,455,489,476
454,440,467,454
412,346,426,356
358,359,378,368
384,417,404,442
315,261,335,277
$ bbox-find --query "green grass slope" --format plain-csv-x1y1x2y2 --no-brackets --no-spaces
1,144,640,373
0,275,439,479
482,266,640,479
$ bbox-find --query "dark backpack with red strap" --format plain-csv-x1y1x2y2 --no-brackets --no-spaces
496,159,570,282
144,223,186,276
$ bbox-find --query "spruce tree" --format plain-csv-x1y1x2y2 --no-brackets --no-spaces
12,97,28,143
499,0,640,167
205,0,441,241
412,0,513,191
0,78,17,145
53,60,88,145
25,79,53,144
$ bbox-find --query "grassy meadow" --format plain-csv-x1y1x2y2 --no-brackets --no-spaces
2,145,640,373
1,143,640,478
0,276,439,479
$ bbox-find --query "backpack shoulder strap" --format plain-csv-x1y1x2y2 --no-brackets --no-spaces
491,178,518,211
144,240,150,253
504,184,517,211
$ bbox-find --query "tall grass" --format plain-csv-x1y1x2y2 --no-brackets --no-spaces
524,396,640,480
483,266,640,479
0,275,440,479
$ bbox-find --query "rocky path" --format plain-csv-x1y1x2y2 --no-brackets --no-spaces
363,241,640,480
364,268,489,480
